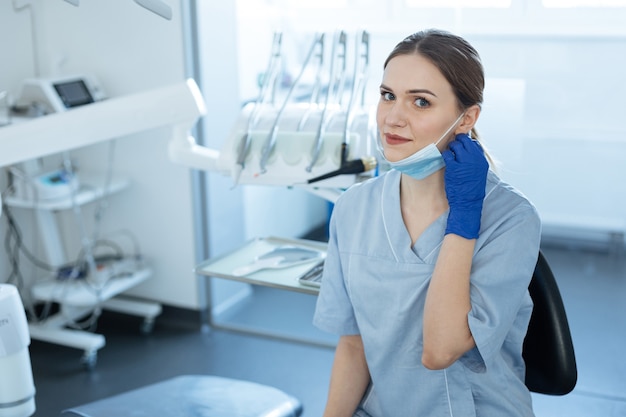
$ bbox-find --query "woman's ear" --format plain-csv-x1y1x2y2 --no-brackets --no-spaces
457,105,480,134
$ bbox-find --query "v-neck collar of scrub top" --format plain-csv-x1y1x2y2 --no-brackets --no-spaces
382,169,447,264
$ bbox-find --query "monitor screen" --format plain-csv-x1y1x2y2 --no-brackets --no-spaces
53,79,94,109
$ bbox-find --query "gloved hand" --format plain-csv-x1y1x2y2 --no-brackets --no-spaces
442,133,489,239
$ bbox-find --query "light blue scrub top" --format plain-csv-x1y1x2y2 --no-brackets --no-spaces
313,169,541,417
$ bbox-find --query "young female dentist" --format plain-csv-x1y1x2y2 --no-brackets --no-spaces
313,29,541,417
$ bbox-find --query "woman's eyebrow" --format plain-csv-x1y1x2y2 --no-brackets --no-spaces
379,84,437,97
407,88,437,97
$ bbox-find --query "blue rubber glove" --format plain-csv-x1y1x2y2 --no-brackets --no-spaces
442,133,489,239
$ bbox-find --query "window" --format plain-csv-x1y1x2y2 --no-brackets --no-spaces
281,0,348,7
406,0,510,7
543,0,626,6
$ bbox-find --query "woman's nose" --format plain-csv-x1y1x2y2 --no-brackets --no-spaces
383,102,407,127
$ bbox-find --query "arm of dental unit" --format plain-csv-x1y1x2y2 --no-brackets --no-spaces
0,75,368,207
167,123,349,204
0,74,362,209
0,79,207,168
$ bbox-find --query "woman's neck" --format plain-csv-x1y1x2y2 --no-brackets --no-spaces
399,171,447,209
399,171,449,244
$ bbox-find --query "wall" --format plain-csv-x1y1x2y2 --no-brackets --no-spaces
193,0,251,313
0,0,202,309
0,0,33,287
465,34,626,245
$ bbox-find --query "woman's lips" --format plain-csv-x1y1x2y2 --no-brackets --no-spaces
385,133,411,146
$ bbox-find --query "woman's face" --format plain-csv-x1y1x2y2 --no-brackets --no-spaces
377,53,462,163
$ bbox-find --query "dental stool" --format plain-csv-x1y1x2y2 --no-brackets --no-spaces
60,375,303,417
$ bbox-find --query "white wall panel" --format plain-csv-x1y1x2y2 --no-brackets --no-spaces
1,0,201,308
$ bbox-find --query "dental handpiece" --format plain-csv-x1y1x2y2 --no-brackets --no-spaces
306,31,347,173
258,34,325,175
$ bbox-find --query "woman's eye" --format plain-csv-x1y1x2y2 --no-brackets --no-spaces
414,97,430,108
381,91,395,101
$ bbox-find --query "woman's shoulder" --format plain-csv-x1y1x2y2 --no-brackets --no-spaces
485,170,539,218
335,170,395,207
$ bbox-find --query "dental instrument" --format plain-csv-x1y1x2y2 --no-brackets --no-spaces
258,33,325,175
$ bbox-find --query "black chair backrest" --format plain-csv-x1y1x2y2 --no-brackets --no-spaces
523,251,577,395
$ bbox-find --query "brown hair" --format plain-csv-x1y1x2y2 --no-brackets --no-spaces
384,29,485,141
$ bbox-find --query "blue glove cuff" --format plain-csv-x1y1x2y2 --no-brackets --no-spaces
445,206,483,240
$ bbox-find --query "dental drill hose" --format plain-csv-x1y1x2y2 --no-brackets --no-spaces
307,156,377,184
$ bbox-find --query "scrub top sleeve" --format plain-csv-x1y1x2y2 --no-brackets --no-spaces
463,204,541,371
313,205,360,336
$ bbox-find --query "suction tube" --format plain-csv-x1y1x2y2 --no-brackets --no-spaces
307,156,377,184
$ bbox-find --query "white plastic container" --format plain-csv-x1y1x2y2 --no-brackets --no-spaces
0,284,36,417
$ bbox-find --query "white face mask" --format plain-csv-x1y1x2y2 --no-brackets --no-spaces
379,112,465,180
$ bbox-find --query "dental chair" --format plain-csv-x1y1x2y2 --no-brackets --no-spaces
523,250,577,395
60,375,302,417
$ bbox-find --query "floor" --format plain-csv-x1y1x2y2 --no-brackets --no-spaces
27,244,626,417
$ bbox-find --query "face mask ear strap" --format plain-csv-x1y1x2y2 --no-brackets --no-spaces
434,112,465,146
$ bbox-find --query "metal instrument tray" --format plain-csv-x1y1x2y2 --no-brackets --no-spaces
195,236,327,295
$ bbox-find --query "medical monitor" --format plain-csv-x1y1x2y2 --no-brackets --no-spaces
53,79,95,108
16,75,106,114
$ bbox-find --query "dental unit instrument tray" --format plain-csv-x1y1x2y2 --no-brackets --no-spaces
195,236,327,294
